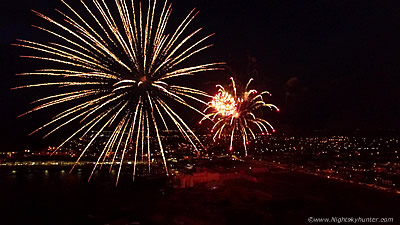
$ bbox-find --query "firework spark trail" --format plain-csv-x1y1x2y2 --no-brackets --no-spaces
14,0,224,185
202,78,279,156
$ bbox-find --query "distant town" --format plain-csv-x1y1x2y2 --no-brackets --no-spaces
1,130,400,194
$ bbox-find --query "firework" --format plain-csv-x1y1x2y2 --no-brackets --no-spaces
13,0,224,185
200,78,279,156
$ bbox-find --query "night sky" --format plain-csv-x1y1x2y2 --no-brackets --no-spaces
1,0,400,150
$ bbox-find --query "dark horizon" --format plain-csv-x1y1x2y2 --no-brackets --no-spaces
2,0,400,150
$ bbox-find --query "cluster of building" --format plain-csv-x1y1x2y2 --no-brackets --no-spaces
248,135,400,193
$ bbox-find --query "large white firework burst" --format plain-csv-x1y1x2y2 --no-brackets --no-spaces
13,0,224,185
